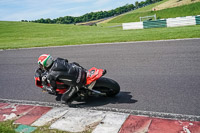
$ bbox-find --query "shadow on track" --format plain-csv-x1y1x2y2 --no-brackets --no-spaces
56,91,138,107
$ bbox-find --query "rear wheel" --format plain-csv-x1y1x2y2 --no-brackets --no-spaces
93,77,120,97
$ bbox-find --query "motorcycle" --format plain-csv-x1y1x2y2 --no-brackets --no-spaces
34,67,120,102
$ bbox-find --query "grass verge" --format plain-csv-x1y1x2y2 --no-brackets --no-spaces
0,121,17,133
109,2,200,23
98,0,169,24
0,21,200,49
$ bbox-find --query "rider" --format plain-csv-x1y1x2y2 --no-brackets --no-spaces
35,54,87,104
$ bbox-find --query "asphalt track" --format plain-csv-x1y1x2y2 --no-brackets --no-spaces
0,38,200,116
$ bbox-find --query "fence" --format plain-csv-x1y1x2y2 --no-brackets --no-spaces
122,15,200,30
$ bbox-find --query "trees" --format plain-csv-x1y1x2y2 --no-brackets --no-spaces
135,1,139,9
27,4,135,24
23,0,162,24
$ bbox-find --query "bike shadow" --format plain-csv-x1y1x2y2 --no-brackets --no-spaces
57,91,138,107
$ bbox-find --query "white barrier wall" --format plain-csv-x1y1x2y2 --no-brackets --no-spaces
122,15,199,30
167,16,196,27
122,22,143,30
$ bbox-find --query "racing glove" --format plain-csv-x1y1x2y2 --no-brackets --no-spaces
42,85,55,94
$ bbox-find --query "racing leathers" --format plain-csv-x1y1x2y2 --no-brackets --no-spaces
35,58,87,103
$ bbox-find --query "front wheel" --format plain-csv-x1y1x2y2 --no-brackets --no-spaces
93,77,120,97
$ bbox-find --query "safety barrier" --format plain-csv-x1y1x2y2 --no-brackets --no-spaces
167,16,196,27
122,15,200,30
122,22,144,30
196,15,200,25
143,19,167,29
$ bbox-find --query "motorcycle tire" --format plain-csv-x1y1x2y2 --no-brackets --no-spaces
93,77,120,97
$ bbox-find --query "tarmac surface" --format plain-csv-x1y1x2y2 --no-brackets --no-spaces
0,38,200,117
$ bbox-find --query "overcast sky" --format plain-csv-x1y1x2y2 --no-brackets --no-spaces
0,0,143,21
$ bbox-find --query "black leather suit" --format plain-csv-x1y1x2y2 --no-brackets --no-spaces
36,58,86,103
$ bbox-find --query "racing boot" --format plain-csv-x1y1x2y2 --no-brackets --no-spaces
61,86,79,105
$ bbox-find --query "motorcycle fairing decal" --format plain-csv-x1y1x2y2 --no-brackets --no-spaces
89,70,95,77
86,67,104,85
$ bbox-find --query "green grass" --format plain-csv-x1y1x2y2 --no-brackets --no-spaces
109,2,200,23
98,0,169,24
0,21,200,49
129,0,169,13
0,121,91,133
0,121,17,133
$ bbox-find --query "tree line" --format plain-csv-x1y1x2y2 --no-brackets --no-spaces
22,0,162,24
